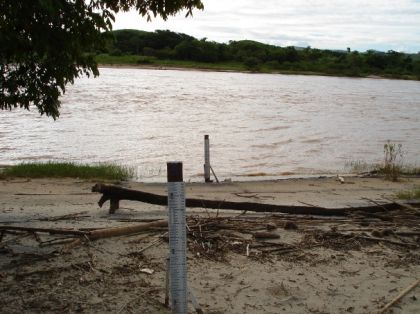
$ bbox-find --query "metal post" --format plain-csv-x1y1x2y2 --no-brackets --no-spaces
167,162,187,314
204,135,211,183
165,257,170,308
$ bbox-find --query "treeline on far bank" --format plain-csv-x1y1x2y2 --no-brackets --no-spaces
96,29,420,79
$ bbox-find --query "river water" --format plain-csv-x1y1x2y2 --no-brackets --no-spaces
1,67,420,181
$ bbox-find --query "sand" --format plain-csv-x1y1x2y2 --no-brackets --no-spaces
0,176,419,313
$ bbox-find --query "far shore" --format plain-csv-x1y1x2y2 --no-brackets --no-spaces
98,63,419,81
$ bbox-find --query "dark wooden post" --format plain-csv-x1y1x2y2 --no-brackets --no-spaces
204,135,212,183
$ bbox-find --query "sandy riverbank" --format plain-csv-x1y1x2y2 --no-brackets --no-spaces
1,177,419,313
97,63,419,81
98,63,244,74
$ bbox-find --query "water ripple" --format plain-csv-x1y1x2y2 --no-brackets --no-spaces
1,68,420,181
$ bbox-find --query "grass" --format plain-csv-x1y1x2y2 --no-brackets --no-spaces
95,54,247,71
400,165,420,175
346,142,419,181
154,59,246,71
0,162,134,180
95,54,156,65
345,160,381,174
346,161,420,177
95,54,352,75
396,188,420,200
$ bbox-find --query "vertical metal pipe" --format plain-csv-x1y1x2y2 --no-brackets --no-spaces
204,135,211,183
165,257,170,308
167,162,187,314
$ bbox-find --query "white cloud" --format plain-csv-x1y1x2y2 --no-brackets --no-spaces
112,0,420,52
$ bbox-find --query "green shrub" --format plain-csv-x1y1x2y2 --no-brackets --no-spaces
136,57,154,64
243,57,261,71
396,188,420,199
381,141,403,181
109,48,122,56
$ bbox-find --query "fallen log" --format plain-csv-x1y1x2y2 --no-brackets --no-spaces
87,220,168,240
378,279,420,314
0,221,168,249
0,225,87,236
355,235,418,248
253,231,280,239
91,183,414,216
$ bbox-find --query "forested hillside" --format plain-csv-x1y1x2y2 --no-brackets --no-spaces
96,29,420,80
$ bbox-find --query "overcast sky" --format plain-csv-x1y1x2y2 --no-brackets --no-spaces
112,0,420,53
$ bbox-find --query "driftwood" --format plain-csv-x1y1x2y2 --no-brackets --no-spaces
87,220,167,240
91,183,413,216
2,213,418,264
0,220,167,243
355,235,418,248
253,231,280,239
61,238,83,253
378,279,420,314
0,225,87,236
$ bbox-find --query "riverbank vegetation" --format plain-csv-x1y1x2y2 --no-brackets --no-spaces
348,161,420,177
346,142,420,181
96,29,420,80
0,162,134,180
397,187,420,199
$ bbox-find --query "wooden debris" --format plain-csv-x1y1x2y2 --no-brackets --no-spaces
87,220,167,240
0,225,87,236
137,234,167,254
253,231,280,239
378,279,420,314
396,231,420,237
382,197,420,212
92,183,418,216
284,221,298,230
266,222,277,230
355,235,418,248
39,238,78,247
371,229,394,237
298,201,323,208
2,203,419,262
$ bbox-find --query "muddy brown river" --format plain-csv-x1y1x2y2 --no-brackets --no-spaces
1,67,419,181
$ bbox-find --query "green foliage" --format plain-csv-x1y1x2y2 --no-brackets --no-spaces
346,159,420,178
243,57,261,71
136,57,154,65
347,142,419,180
109,29,194,55
400,165,420,175
396,188,420,200
345,141,419,181
0,0,203,119
99,29,420,81
0,162,134,180
381,141,403,181
345,160,381,174
95,54,156,65
95,54,246,71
